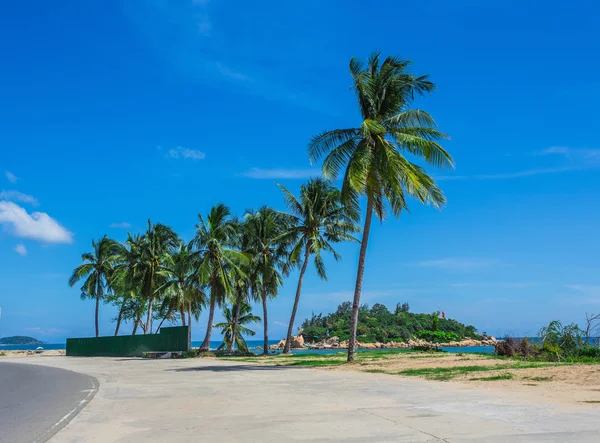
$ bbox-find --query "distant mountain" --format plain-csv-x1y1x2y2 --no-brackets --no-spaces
0,336,45,345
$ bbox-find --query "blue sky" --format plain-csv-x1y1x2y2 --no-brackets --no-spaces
1,0,599,342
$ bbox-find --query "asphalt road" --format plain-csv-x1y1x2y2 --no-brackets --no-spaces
0,362,97,443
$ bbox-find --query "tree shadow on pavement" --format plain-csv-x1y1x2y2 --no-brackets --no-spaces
168,364,297,372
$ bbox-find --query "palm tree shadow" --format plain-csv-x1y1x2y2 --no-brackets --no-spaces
168,364,298,372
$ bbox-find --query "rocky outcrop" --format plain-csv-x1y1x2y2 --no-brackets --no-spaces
269,334,307,350
305,336,499,350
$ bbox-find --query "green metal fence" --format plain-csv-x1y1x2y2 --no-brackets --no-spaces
66,326,189,357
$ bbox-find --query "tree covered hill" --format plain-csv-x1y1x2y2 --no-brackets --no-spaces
0,336,45,345
300,302,481,344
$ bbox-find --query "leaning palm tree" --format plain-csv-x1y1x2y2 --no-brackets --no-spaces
191,204,246,351
278,179,360,354
69,235,120,337
308,53,454,362
215,301,261,353
244,207,290,355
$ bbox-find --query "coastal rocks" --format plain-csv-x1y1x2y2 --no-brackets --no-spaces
306,336,342,350
269,334,307,350
304,336,499,350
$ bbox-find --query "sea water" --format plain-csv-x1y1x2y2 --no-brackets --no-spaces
1,341,496,355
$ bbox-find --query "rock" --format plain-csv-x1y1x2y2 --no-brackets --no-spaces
291,335,305,349
270,334,306,350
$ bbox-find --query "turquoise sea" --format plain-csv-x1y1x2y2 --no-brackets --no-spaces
2,340,495,354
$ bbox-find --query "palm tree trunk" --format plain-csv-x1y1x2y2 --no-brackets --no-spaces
145,297,153,334
95,294,100,337
200,291,216,351
155,312,170,333
180,305,186,327
95,273,101,337
284,244,311,354
347,195,374,363
229,289,243,351
114,300,125,336
132,312,141,335
187,302,192,351
262,292,269,356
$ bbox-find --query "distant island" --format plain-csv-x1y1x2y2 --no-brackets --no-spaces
0,336,45,345
300,301,482,344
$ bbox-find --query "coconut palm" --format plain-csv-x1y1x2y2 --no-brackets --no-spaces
215,301,261,352
244,207,290,355
111,234,147,334
308,53,454,362
112,222,179,334
191,204,247,351
278,179,360,354
157,242,207,346
68,235,120,337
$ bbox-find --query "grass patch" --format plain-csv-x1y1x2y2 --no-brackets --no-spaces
470,373,514,381
523,376,553,382
406,354,449,359
397,362,554,381
363,369,388,374
280,359,344,367
582,400,600,404
0,352,6,357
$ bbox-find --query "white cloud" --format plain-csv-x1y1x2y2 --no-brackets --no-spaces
538,146,571,156
438,146,600,182
166,146,206,160
412,258,507,271
243,168,321,179
437,167,577,181
216,62,249,81
109,222,132,229
273,320,288,327
538,146,600,164
0,201,73,244
0,190,39,206
14,243,27,256
5,171,17,183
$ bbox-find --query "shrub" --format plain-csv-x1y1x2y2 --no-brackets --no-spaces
577,345,600,359
416,330,459,343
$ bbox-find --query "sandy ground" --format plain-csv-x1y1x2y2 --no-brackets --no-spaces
0,350,66,358
255,352,600,407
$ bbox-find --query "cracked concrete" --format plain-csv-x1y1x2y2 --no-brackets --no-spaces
4,356,600,442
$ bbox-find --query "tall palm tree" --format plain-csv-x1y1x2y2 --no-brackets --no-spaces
158,242,207,346
244,207,289,355
278,179,360,354
112,234,147,334
112,222,178,334
191,204,246,351
308,53,454,362
69,235,119,337
215,301,261,353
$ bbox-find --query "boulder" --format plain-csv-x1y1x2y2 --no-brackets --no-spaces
291,335,305,349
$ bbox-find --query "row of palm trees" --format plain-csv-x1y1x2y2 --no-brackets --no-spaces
69,53,454,362
69,179,359,355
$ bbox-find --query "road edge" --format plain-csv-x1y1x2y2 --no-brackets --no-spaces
34,369,99,443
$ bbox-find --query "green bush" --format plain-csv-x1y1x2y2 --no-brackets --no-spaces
416,330,459,343
577,345,600,358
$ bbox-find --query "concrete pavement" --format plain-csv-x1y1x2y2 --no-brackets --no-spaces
0,362,97,443
3,356,600,442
